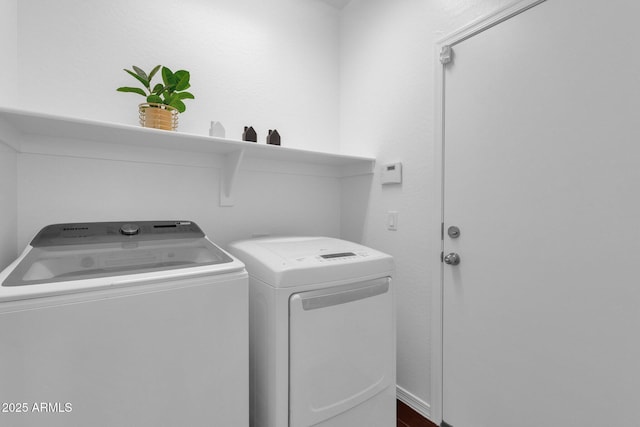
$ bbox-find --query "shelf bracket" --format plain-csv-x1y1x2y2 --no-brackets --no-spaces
219,149,244,206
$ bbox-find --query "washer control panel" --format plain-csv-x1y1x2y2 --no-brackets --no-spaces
31,221,204,247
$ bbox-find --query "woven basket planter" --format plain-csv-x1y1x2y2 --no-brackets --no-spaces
139,103,178,131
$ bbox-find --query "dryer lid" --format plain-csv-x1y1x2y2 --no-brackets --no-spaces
228,237,394,288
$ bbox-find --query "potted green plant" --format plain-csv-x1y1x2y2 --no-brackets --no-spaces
117,65,194,131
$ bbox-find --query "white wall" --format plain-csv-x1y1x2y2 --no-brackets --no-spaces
0,139,17,268
16,0,340,151
0,1,19,266
339,0,514,417
0,0,17,103
16,146,341,251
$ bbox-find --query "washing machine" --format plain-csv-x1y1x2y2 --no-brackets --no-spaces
227,236,395,427
0,220,248,427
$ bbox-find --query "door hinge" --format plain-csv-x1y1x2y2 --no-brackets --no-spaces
440,45,453,65
441,222,444,240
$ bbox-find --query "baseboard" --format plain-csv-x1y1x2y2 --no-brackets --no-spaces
396,385,432,421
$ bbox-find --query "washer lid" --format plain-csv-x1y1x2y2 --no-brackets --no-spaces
2,221,235,287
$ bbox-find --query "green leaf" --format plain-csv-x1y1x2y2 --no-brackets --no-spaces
165,92,177,105
148,65,161,82
170,99,186,113
124,68,149,89
174,70,189,79
162,66,176,87
132,65,148,81
117,87,147,97
161,90,172,103
147,94,163,104
152,83,164,94
174,70,191,91
175,76,190,91
177,91,194,100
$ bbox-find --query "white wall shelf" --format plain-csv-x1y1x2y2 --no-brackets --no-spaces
0,108,375,206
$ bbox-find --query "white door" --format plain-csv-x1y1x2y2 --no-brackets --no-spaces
289,278,394,427
441,1,640,426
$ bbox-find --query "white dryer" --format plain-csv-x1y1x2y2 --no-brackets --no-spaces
228,236,395,427
0,221,248,427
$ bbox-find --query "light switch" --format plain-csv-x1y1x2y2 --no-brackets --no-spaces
387,211,398,231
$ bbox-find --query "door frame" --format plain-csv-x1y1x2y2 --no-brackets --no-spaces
430,0,547,423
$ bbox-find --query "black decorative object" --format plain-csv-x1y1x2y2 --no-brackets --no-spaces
242,126,257,142
266,129,281,146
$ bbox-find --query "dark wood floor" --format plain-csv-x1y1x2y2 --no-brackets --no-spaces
397,400,438,427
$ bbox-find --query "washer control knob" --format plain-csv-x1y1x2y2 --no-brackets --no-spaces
120,223,140,236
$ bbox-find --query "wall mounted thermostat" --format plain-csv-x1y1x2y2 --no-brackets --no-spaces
381,162,402,185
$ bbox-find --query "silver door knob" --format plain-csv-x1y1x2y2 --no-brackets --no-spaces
444,253,460,265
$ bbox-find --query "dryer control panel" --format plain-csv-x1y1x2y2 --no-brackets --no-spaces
315,251,372,263
320,252,356,259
